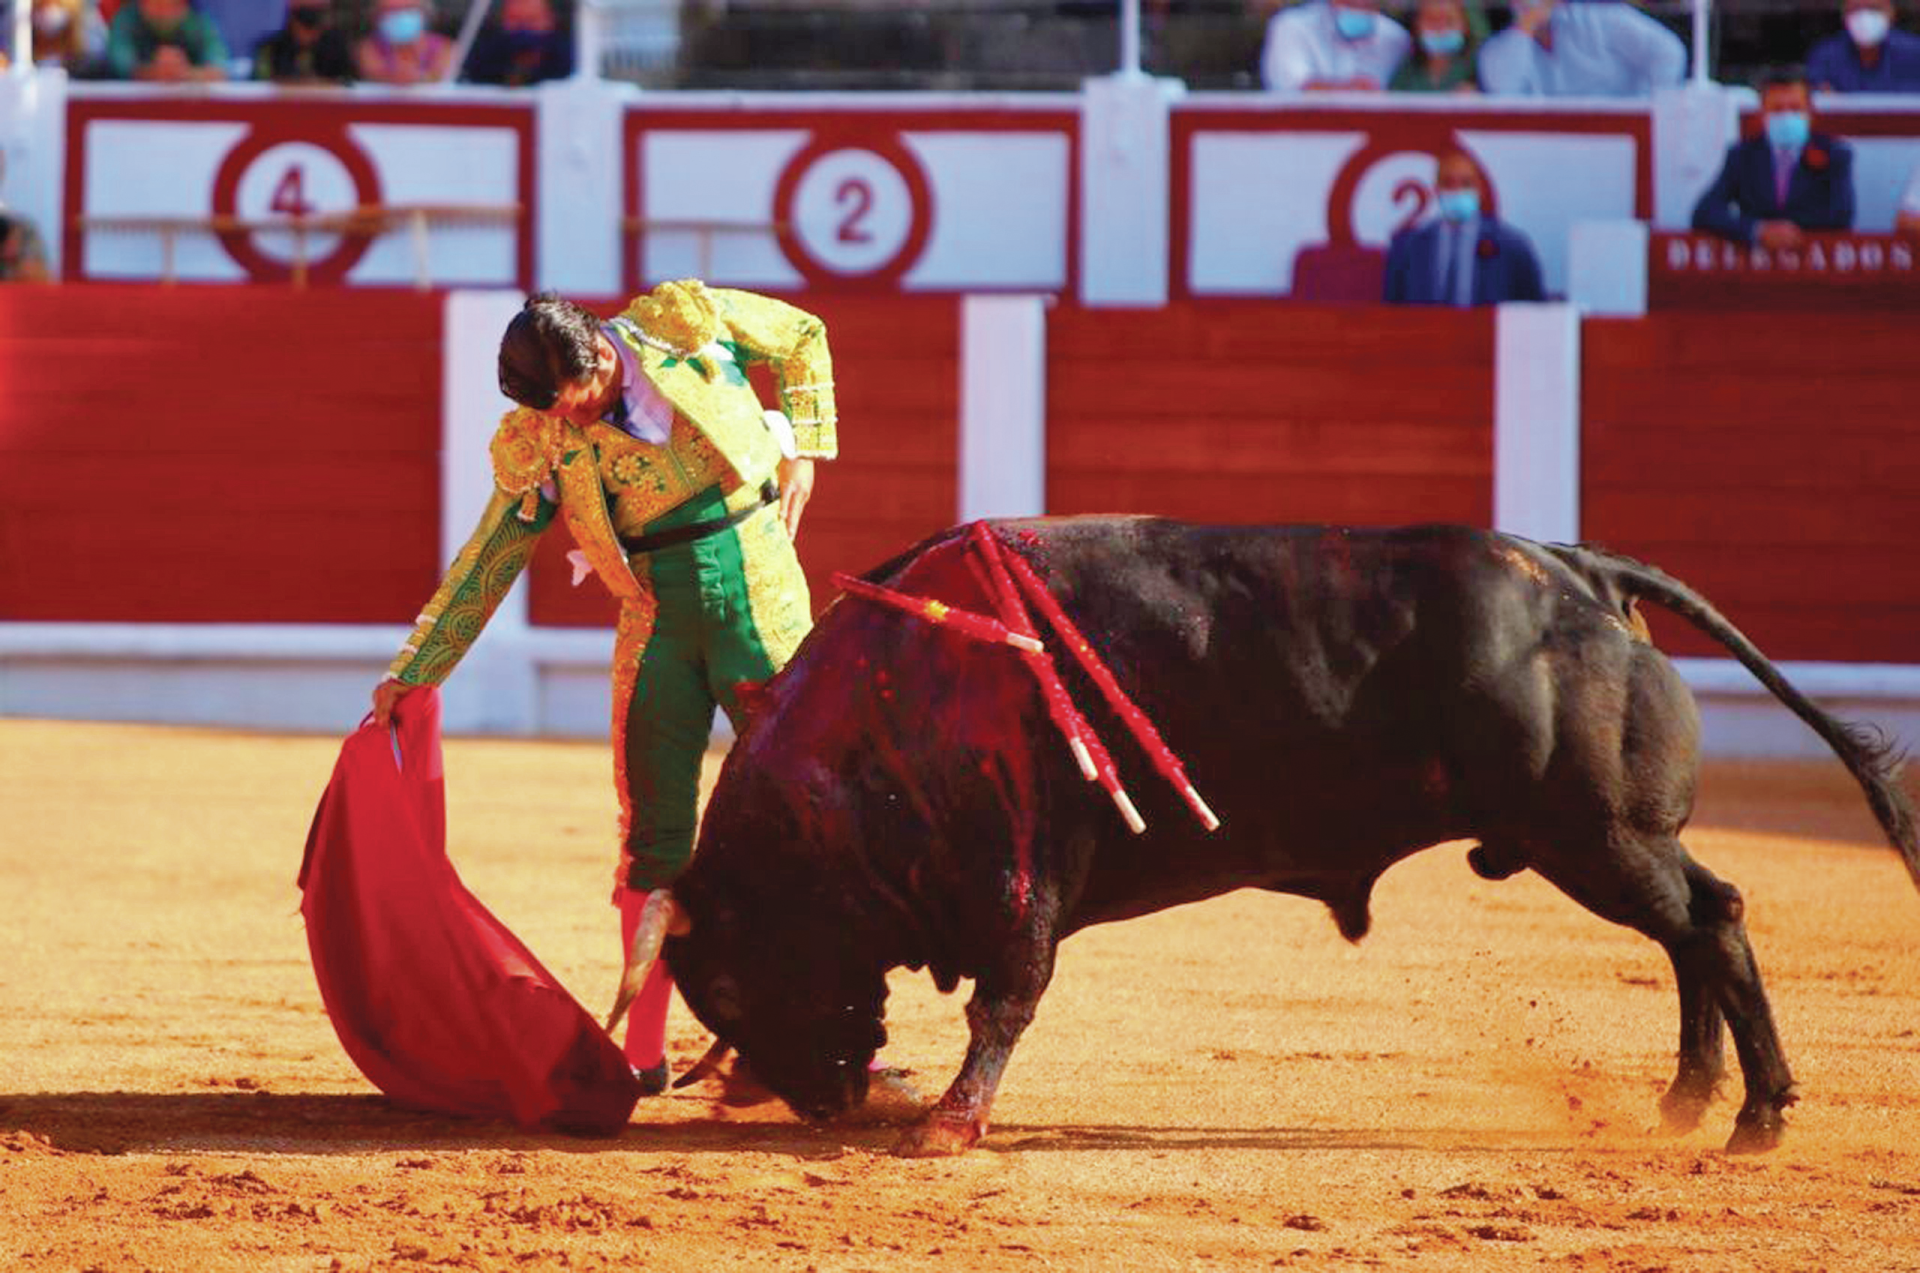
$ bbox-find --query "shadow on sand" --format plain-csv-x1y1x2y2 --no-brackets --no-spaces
0,1090,1573,1161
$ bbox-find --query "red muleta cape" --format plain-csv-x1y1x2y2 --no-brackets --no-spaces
297,688,640,1134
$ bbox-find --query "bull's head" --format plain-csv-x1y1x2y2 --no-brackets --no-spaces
608,886,889,1123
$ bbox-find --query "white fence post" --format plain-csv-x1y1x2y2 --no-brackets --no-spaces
959,294,1049,521
1493,302,1582,545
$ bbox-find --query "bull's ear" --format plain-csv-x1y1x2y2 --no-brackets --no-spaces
666,897,692,936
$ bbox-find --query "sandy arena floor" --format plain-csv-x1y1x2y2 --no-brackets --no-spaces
2,718,1918,1271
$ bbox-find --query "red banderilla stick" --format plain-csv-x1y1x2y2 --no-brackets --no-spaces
969,524,1145,835
832,572,1044,655
991,534,1221,833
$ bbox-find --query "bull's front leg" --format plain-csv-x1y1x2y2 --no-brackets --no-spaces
894,944,1056,1158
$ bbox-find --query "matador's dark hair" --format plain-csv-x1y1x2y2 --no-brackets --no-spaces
497,292,602,410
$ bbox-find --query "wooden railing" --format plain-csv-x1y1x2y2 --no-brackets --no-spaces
74,203,522,289
621,216,785,281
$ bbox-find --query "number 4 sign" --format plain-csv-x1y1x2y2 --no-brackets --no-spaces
211,125,383,284
773,133,932,289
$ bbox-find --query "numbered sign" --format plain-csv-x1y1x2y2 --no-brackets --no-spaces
1177,105,1648,298
66,95,534,287
625,106,1077,294
773,135,932,288
212,127,382,284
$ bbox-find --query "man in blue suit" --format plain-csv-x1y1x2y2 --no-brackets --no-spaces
1383,149,1546,306
1691,68,1855,249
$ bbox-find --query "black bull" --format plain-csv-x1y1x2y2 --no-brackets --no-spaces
642,519,1918,1157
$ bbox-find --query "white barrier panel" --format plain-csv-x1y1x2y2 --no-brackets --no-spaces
959,294,1048,521
66,86,535,288
623,95,1080,294
1493,302,1580,545
1176,94,1650,299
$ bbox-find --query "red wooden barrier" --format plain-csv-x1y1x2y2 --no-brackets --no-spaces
525,294,962,628
1044,303,1494,526
0,284,442,624
1582,313,1920,663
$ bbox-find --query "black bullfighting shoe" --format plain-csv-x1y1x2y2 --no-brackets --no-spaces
633,1060,670,1097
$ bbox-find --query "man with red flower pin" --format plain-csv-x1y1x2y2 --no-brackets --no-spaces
1691,67,1856,251
1383,147,1546,306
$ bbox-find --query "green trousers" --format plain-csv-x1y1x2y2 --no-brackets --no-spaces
620,485,809,890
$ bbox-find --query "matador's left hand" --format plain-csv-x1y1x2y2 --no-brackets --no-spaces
778,456,815,540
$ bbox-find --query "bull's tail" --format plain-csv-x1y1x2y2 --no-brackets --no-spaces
1547,542,1920,890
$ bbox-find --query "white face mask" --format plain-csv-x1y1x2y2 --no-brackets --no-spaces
1847,7,1892,47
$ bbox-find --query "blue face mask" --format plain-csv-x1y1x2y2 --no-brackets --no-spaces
379,8,427,43
1764,110,1810,149
1332,5,1376,39
1437,188,1480,222
1420,29,1465,55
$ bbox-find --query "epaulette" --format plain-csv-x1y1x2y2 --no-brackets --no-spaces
489,407,566,521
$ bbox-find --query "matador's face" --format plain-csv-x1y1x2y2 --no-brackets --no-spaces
548,334,621,426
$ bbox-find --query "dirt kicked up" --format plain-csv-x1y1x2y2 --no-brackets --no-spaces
2,718,1918,1272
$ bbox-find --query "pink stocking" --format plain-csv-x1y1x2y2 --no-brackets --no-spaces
617,888,676,1069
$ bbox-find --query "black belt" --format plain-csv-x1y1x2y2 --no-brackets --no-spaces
620,480,778,555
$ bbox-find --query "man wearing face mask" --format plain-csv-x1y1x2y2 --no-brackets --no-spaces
1808,0,1920,93
1383,148,1545,304
464,0,573,87
1261,0,1411,92
254,0,355,84
1691,68,1855,251
1478,0,1685,97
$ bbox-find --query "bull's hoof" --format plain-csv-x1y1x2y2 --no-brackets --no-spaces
893,1109,982,1157
1724,1110,1787,1155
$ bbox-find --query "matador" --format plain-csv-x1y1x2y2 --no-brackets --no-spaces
371,280,837,1093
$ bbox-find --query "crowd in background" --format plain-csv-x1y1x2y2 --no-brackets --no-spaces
3,0,1920,92
1,0,1918,292
1259,0,1920,94
1,0,574,85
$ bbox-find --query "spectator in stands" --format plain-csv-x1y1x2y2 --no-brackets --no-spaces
105,0,227,80
1383,147,1545,304
1808,0,1920,93
465,0,573,86
1261,0,1410,91
356,0,452,85
1691,68,1855,249
0,210,50,282
27,0,106,71
254,0,353,83
1391,0,1482,92
1478,0,1685,97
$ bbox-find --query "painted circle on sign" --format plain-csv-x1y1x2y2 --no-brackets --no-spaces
773,134,931,289
211,125,382,283
232,142,359,265
1322,131,1497,248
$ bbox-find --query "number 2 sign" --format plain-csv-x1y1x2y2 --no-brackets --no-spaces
773,133,932,289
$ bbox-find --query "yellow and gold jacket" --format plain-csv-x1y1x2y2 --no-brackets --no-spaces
388,281,837,686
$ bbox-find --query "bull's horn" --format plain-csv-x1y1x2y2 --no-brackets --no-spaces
605,890,683,1035
670,1037,733,1090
